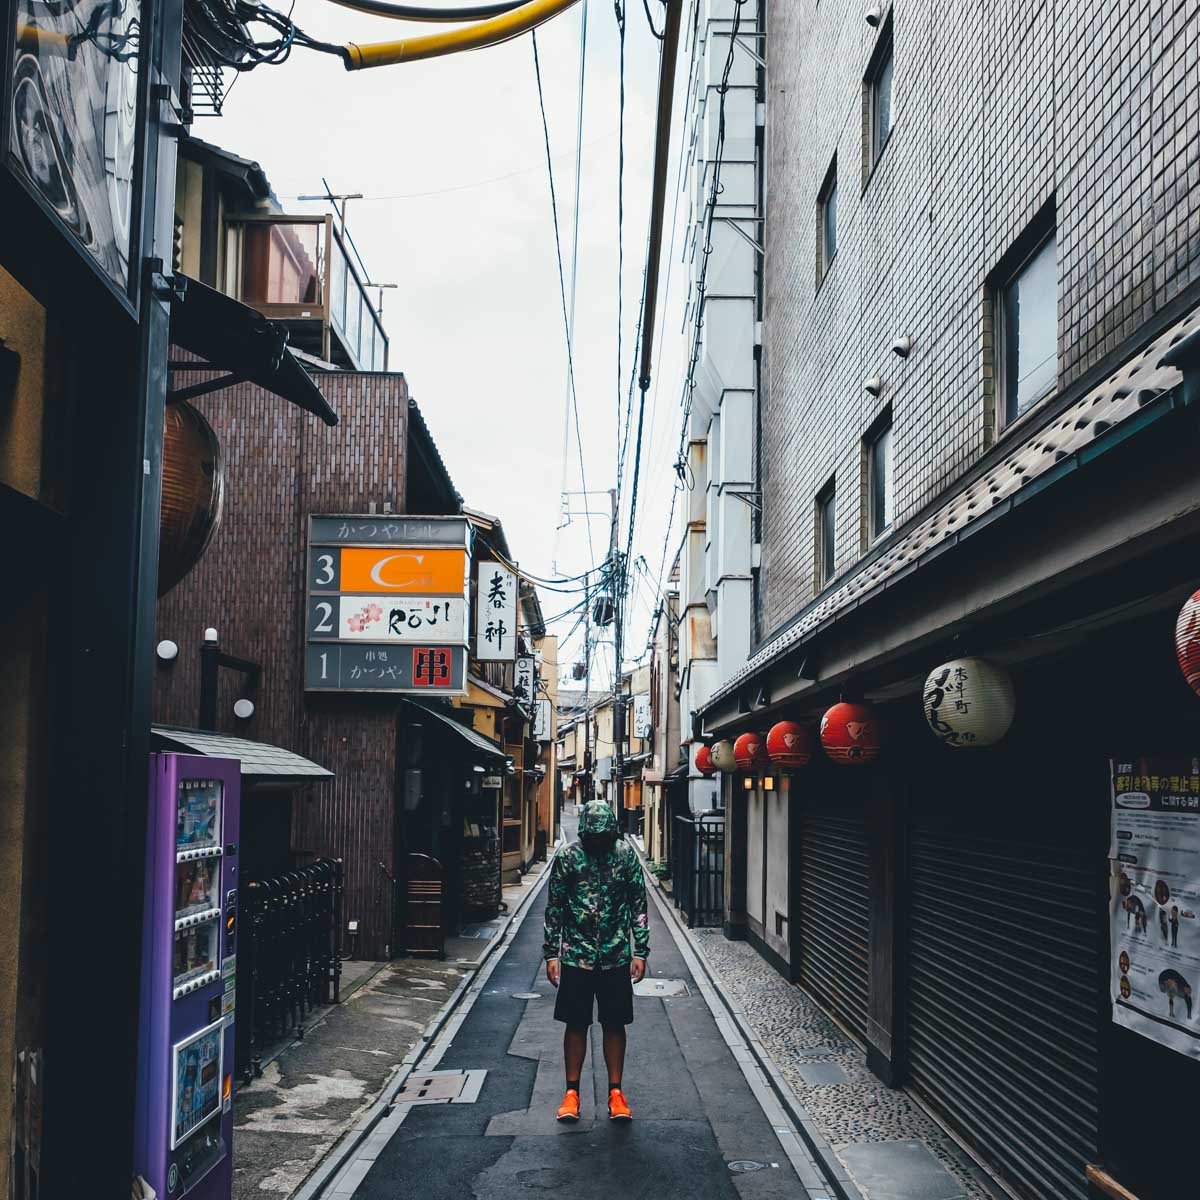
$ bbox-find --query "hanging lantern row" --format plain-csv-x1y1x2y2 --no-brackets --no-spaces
734,732,769,770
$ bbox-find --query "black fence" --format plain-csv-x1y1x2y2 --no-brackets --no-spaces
672,812,725,928
237,858,344,1081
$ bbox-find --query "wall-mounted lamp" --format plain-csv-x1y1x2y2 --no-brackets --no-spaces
864,375,883,396
203,627,219,644
891,336,914,359
763,775,775,791
233,698,255,720
742,776,753,791
865,4,882,25
156,639,179,662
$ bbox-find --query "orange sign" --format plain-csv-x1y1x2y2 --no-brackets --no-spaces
340,547,467,594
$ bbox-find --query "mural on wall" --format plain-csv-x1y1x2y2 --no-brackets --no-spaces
11,0,140,291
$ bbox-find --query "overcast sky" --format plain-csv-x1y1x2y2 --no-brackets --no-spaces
214,0,691,689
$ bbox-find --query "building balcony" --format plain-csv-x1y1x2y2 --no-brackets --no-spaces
223,214,388,371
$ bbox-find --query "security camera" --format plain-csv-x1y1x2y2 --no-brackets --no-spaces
864,375,883,396
891,335,914,359
865,4,883,25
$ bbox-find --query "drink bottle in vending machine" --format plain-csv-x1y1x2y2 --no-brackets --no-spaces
135,753,240,1198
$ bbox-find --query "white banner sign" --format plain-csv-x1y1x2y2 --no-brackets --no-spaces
632,694,652,740
476,562,517,661
534,698,552,741
309,596,467,643
514,656,536,704
1110,756,1200,1058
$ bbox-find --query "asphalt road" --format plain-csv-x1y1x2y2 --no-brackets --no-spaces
349,869,810,1199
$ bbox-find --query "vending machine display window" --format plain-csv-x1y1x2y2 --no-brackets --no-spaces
174,920,219,989
176,858,219,920
171,1019,224,1148
176,780,222,853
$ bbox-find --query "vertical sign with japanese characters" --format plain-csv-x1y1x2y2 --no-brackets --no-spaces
305,516,470,693
1109,757,1200,1058
476,562,517,662
514,656,536,705
632,694,652,740
534,699,552,741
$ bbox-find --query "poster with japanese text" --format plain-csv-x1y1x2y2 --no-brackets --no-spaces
1109,757,1200,1058
476,562,517,661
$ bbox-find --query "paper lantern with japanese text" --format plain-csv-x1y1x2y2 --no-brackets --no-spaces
694,744,716,777
710,739,737,773
733,732,769,770
766,721,813,769
923,657,1016,747
819,702,881,764
1175,590,1200,697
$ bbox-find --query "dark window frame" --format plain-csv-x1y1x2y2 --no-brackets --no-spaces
817,157,838,287
863,14,895,182
816,478,837,589
864,409,893,543
993,215,1058,430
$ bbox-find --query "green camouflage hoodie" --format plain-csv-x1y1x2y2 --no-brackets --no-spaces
543,800,650,969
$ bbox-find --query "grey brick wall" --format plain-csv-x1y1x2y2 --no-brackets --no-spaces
758,0,1200,639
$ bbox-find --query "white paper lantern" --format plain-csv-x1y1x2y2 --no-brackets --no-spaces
710,739,737,772
923,657,1015,748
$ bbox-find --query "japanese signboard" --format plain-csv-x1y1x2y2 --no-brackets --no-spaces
1109,756,1200,1058
514,656,536,705
305,516,469,694
534,699,552,741
632,694,652,740
475,562,517,662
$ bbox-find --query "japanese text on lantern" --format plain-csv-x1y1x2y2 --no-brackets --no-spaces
304,515,470,693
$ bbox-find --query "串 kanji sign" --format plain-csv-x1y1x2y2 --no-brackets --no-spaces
305,516,469,693
475,561,517,662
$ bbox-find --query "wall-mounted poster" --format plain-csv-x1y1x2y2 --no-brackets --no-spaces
1109,757,1200,1058
10,0,140,292
176,779,221,852
171,1020,223,1148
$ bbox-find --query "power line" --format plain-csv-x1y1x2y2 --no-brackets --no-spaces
531,27,596,574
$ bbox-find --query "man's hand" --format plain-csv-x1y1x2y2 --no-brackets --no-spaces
630,957,647,984
546,958,561,988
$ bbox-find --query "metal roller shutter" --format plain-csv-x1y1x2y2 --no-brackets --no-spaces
907,828,1101,1200
797,803,870,1044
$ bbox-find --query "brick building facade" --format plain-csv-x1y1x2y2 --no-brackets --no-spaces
691,4,1200,1198
758,0,1200,638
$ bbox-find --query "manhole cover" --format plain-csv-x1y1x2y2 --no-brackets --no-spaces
633,978,689,998
512,992,541,1000
728,1160,767,1173
394,1069,487,1105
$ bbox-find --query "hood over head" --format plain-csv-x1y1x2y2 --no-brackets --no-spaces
579,800,618,836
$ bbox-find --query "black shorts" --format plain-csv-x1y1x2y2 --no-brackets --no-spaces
554,964,634,1028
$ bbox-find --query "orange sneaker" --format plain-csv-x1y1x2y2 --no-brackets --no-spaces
556,1089,581,1122
608,1087,632,1121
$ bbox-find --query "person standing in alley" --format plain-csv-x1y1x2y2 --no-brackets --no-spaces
543,798,649,1123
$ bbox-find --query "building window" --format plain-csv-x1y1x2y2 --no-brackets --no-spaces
999,232,1057,423
817,158,837,284
816,480,836,588
866,416,893,540
867,29,893,170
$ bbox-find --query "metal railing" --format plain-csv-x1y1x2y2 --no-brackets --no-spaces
237,858,344,1081
671,812,725,928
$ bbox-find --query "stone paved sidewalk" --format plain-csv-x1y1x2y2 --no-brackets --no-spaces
232,857,552,1199
690,929,997,1200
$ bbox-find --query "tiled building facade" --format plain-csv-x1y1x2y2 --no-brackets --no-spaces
759,0,1200,638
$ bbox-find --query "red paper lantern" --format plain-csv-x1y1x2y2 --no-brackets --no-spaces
766,721,813,768
694,744,716,777
820,702,882,764
733,732,768,770
1176,590,1200,697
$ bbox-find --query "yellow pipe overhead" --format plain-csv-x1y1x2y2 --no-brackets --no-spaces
325,0,527,23
343,0,581,69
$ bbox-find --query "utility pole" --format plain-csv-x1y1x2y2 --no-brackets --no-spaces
608,486,626,828
582,602,593,806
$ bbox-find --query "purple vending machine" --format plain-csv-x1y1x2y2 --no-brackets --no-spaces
135,753,240,1199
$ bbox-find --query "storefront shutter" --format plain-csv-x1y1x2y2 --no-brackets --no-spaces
906,827,1101,1200
797,801,870,1043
